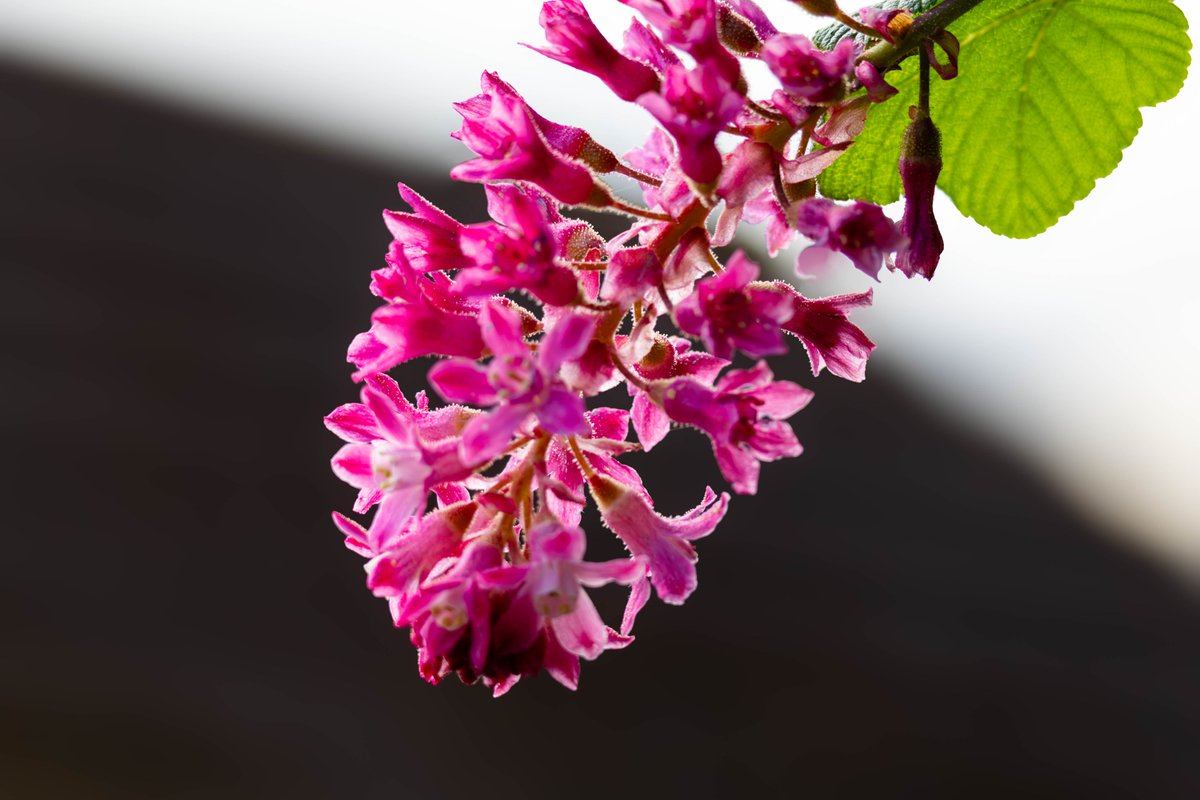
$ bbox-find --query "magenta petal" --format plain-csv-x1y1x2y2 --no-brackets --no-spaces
543,627,581,690
362,384,416,445
586,407,630,441
715,444,760,494
794,244,841,279
631,392,671,451
492,593,542,657
324,403,381,443
366,487,426,552
552,591,610,660
364,508,463,600
331,443,374,491
536,387,587,435
539,312,597,373
332,511,374,558
621,576,652,635
753,380,814,419
461,403,531,463
428,359,497,406
530,521,587,562
781,287,876,381
599,247,663,307
855,61,898,102
479,301,529,357
574,556,647,588
592,477,729,604
464,579,493,673
779,142,850,183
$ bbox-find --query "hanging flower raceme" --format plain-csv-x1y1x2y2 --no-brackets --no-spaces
326,0,953,695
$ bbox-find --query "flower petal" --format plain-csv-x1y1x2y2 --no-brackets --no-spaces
461,404,531,464
551,590,610,660
324,403,381,443
539,311,597,373
536,387,587,435
428,359,498,406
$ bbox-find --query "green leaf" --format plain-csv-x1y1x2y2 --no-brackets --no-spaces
819,0,1192,238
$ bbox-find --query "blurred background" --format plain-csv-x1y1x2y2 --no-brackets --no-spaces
2,1,1198,796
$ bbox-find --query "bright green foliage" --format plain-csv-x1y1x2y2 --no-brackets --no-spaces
819,0,1192,238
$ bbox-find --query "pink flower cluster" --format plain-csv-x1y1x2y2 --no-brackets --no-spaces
327,0,938,695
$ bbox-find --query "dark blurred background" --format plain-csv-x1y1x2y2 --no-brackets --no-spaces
3,54,1199,799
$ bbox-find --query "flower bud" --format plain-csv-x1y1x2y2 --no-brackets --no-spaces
717,4,763,55
895,111,944,279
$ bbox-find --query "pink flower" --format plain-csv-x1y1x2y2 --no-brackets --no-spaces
462,73,620,173
623,128,693,216
622,17,681,74
494,520,645,662
397,540,516,690
327,376,476,545
348,251,485,381
381,183,471,273
630,335,728,450
324,0,947,694
674,250,793,360
638,61,744,184
451,74,604,205
762,35,857,104
776,285,876,382
599,246,663,308
360,502,475,603
589,475,729,604
713,141,777,246
456,183,580,306
527,0,660,102
653,361,812,493
428,301,597,462
794,198,905,281
621,0,720,53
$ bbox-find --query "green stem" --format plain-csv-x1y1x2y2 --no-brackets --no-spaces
862,0,986,71
918,47,931,114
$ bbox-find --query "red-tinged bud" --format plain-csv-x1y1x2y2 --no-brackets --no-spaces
895,111,944,280
717,4,763,55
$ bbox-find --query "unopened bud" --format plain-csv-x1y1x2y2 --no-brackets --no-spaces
895,112,944,279
717,5,764,55
577,138,619,173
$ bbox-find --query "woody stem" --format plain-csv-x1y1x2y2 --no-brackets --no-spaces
861,0,985,71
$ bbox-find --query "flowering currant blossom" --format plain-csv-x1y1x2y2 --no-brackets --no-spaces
451,75,607,206
528,0,660,102
762,35,857,104
639,61,745,184
674,250,792,360
327,0,950,694
651,361,812,494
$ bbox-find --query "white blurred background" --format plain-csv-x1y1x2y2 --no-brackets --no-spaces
3,0,1197,574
